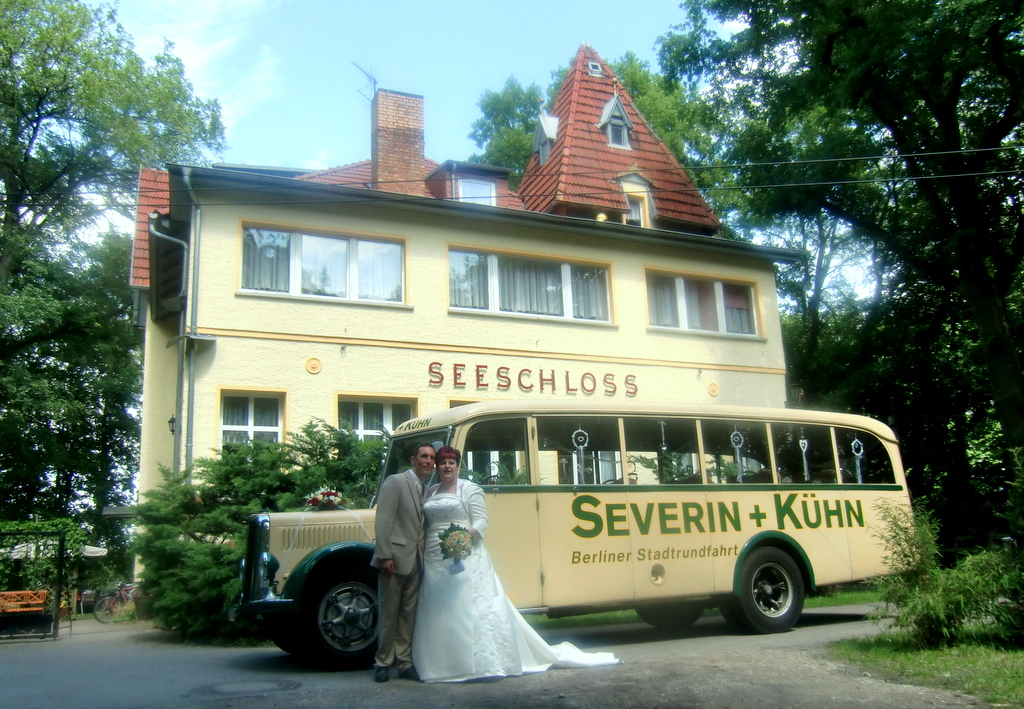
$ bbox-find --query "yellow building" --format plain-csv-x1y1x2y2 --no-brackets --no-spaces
130,47,801,493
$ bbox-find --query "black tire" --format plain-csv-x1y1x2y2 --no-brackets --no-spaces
297,568,379,667
264,614,303,655
93,596,115,623
733,547,805,633
716,595,748,632
635,601,705,630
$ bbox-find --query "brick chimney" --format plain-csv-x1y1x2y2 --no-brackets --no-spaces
371,90,428,197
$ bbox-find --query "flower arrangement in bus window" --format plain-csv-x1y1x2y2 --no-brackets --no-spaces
438,523,473,574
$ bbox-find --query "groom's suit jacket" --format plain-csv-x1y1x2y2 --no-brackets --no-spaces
371,470,425,576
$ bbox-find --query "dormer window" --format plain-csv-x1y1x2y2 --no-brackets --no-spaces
534,113,559,166
587,61,603,77
458,178,496,206
597,95,633,150
626,197,643,227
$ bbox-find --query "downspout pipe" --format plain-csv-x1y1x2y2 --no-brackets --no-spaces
148,217,189,476
182,167,202,477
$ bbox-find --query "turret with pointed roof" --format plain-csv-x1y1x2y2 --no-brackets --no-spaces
519,45,720,235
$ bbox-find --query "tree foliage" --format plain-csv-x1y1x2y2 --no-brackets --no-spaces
468,77,546,188
658,0,1024,541
134,423,383,640
0,0,224,563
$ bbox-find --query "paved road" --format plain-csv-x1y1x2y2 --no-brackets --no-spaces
0,607,982,709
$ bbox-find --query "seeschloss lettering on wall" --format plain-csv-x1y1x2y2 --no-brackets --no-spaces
428,362,637,396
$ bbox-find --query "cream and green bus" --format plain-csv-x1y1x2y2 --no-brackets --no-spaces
235,401,908,666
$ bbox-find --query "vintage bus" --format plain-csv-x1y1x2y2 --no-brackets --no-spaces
235,401,908,665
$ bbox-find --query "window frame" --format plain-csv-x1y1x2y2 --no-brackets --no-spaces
240,226,405,304
449,248,612,324
220,392,284,446
337,396,416,441
646,271,758,337
457,178,497,206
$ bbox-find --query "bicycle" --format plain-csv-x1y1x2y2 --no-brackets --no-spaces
92,582,138,623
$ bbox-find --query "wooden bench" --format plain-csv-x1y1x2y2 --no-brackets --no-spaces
0,590,49,614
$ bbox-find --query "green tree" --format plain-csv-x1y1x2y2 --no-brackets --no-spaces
0,0,223,550
659,0,1024,538
468,77,545,188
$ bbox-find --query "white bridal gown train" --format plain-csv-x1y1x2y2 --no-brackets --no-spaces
412,485,619,683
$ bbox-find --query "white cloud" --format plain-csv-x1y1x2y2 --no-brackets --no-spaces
107,0,283,131
302,150,333,171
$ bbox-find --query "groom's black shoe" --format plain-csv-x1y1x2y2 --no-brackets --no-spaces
374,666,389,683
398,666,421,682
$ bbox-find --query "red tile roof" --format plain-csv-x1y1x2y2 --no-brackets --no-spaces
518,45,720,232
296,158,441,188
130,167,170,288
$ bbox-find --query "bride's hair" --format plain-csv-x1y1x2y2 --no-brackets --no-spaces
435,445,461,465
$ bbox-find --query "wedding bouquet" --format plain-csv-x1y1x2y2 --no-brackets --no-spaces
437,523,473,574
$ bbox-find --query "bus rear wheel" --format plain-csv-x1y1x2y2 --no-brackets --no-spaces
635,601,705,630
733,547,804,633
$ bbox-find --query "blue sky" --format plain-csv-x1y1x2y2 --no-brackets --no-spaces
108,0,692,171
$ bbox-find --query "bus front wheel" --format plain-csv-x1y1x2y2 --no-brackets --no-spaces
298,568,379,667
733,547,805,633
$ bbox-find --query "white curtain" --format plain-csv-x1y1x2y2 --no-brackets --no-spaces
571,265,609,320
685,279,718,330
498,256,563,316
723,284,752,333
449,251,489,308
301,234,348,297
647,275,679,327
242,228,290,291
358,241,402,301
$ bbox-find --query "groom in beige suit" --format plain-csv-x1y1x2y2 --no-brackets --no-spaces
371,442,435,682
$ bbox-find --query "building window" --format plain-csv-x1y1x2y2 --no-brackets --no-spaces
450,250,610,322
338,398,415,441
625,196,644,227
647,273,756,335
457,179,496,206
241,227,403,303
221,394,283,445
606,118,629,147
597,95,632,149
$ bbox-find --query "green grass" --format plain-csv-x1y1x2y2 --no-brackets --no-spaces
830,632,1024,707
526,609,640,630
805,588,881,608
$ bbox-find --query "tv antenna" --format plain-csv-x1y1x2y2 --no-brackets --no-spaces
353,63,378,102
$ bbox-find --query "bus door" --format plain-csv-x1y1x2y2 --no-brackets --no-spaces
457,417,542,608
702,419,780,593
835,427,902,579
534,415,633,609
622,417,714,601
767,422,855,585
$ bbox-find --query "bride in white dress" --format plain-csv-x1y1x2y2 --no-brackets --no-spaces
411,446,618,683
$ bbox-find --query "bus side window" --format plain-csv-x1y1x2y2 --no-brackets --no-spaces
537,416,621,485
623,418,701,484
462,418,531,485
701,420,772,484
772,424,837,484
835,428,895,484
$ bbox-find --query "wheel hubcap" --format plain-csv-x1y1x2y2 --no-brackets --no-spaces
750,562,792,617
318,582,378,651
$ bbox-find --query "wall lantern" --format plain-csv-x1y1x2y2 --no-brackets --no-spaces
167,416,176,434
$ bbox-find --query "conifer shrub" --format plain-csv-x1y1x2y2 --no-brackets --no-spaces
134,422,384,641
